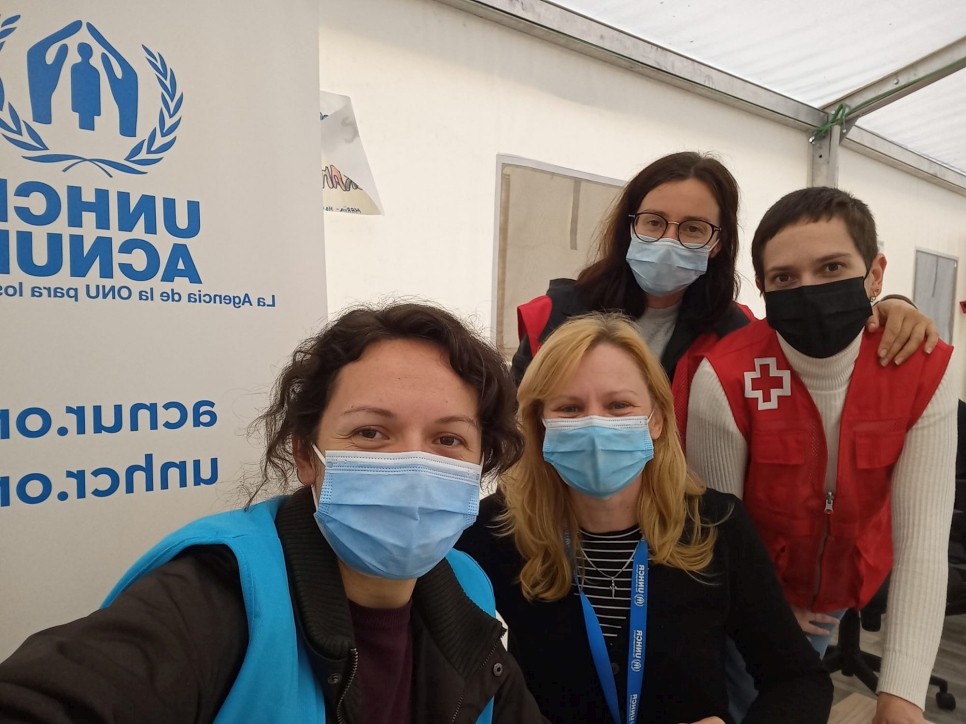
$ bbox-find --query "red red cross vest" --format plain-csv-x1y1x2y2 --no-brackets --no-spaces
703,319,952,612
671,331,725,451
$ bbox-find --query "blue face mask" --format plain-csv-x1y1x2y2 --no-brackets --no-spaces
625,236,714,297
542,416,654,499
312,446,482,580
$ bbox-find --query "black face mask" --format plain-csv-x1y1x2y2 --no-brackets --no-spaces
764,276,872,359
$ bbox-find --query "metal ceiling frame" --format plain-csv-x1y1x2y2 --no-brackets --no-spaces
823,36,966,122
435,0,966,196
810,35,966,189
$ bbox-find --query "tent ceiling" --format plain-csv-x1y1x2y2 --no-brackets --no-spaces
552,0,966,174
860,70,966,174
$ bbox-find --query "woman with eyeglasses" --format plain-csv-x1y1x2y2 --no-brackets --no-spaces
458,314,833,724
512,152,938,443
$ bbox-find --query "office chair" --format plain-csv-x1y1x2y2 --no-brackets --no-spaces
823,561,966,711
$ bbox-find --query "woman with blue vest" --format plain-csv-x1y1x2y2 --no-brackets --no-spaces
0,303,548,724
457,314,833,724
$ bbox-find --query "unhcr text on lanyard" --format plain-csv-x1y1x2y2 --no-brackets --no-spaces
567,532,649,724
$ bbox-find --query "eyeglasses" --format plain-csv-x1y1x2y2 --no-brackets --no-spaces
629,212,721,249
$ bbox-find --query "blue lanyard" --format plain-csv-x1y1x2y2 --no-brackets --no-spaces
575,538,649,724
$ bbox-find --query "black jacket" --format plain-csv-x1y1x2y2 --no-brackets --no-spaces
511,278,750,385
0,488,547,724
456,490,833,724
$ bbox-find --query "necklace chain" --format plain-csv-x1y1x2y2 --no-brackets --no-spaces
582,547,636,598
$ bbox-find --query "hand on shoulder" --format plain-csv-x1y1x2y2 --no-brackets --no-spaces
866,298,939,366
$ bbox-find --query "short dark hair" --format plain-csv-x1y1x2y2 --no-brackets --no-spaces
576,151,740,329
751,186,878,282
249,302,523,502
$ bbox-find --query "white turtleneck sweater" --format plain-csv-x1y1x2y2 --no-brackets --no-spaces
686,332,957,709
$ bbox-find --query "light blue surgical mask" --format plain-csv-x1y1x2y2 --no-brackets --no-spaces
542,416,654,499
625,236,714,297
312,446,482,580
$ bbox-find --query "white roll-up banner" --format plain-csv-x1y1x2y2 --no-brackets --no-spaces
0,1,325,658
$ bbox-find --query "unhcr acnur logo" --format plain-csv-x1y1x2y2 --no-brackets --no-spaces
0,15,183,177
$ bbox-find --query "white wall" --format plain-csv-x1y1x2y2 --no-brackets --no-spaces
839,149,966,395
319,0,806,323
318,0,966,395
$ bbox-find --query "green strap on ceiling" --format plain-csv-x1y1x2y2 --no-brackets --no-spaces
810,56,966,143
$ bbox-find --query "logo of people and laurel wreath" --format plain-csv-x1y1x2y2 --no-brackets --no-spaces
0,15,183,177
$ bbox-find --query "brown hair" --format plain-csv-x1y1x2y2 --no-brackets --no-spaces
751,186,878,282
249,302,524,502
576,152,740,328
500,313,718,602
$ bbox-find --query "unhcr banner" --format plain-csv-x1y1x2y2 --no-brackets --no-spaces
0,1,324,657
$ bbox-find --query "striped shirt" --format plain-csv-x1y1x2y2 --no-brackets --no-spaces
577,526,641,641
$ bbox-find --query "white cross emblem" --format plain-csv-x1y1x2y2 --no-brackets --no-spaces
743,357,791,411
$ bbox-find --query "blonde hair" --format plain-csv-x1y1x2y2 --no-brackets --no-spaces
501,313,718,602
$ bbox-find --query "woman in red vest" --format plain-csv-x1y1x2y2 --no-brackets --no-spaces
688,188,957,724
514,152,938,442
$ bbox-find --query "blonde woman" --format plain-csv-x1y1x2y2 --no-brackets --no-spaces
456,314,832,724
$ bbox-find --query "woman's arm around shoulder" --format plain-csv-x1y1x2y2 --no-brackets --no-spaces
709,492,833,724
867,297,939,366
0,546,247,724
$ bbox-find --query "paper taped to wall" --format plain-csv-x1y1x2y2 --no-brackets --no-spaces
320,91,383,214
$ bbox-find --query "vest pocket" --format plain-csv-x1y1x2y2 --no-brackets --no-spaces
853,428,906,470
747,428,810,514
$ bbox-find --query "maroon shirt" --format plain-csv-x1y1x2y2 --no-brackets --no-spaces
347,598,413,724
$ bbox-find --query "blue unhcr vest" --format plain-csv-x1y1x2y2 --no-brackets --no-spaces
104,497,496,724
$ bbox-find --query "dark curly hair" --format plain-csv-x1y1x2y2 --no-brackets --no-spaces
249,302,523,503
